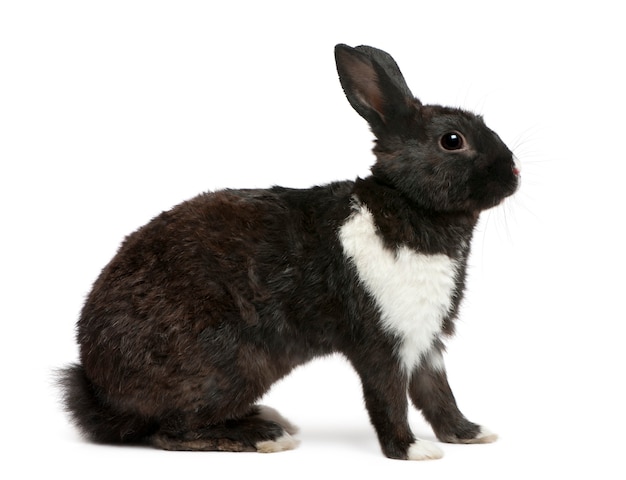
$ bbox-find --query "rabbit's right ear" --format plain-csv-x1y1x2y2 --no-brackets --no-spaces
335,44,417,131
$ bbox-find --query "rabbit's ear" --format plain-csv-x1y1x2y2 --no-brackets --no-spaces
335,44,416,130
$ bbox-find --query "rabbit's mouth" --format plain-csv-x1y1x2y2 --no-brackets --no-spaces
499,155,521,197
465,160,519,212
498,174,520,205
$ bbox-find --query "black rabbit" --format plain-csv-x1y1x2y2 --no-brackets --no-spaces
60,44,519,460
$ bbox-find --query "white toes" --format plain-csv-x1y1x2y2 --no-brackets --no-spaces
473,426,498,444
407,439,444,460
449,426,499,444
253,405,300,453
256,433,300,453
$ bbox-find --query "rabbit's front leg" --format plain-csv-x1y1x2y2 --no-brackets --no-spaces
351,354,444,460
409,348,498,444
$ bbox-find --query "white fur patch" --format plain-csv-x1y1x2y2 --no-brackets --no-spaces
407,439,444,460
339,202,459,372
443,425,498,444
463,426,498,444
475,426,498,443
255,433,299,453
425,348,446,372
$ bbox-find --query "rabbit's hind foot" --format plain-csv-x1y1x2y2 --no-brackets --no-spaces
151,405,299,453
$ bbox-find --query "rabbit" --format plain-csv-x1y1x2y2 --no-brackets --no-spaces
60,43,519,460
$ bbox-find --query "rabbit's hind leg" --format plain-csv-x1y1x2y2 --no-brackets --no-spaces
151,405,299,453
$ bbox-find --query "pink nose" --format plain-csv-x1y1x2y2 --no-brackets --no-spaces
512,155,521,176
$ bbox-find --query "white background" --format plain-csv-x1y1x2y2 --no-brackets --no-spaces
2,1,625,478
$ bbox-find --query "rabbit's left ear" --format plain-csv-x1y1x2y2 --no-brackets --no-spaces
335,44,417,131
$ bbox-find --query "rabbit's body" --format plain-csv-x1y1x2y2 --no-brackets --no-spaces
61,44,519,460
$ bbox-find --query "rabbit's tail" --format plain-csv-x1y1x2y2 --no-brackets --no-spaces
59,363,158,444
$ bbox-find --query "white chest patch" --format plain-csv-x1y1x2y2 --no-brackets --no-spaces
339,202,459,372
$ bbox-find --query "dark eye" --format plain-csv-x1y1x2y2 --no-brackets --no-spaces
440,132,465,151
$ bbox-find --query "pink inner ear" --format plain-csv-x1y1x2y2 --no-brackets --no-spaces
359,78,386,120
344,56,386,119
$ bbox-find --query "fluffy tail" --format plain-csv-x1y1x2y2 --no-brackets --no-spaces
59,363,158,444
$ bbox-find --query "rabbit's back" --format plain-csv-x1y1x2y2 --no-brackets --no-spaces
76,182,355,420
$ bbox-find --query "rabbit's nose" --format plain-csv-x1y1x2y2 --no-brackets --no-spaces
512,154,521,176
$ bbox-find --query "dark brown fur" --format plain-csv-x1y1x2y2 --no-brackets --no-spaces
60,44,518,459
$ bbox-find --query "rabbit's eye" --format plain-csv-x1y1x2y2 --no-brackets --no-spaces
440,132,465,151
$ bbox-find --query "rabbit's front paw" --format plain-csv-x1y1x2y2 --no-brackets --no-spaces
406,439,444,460
438,425,498,444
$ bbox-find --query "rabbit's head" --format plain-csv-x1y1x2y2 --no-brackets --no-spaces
335,44,519,213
